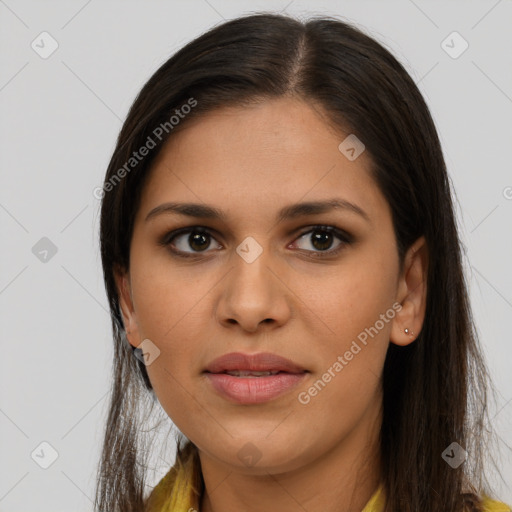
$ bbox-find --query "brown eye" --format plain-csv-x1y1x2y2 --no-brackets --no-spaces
291,226,352,257
187,231,212,252
310,230,335,251
160,225,352,259
162,228,222,255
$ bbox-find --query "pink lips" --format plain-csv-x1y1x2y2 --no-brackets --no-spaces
204,352,307,404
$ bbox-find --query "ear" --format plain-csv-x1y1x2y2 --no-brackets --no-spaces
113,266,140,349
390,236,429,347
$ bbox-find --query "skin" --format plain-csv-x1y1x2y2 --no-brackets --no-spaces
116,96,428,512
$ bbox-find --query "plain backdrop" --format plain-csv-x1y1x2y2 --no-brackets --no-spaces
1,1,511,510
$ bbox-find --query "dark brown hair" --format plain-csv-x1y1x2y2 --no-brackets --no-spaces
95,12,501,512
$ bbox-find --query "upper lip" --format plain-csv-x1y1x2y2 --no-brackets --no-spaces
204,352,307,374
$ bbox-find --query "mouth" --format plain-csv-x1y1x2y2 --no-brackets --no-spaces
204,351,307,374
221,370,283,377
203,352,308,404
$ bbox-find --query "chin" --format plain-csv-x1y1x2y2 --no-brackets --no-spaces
202,433,312,475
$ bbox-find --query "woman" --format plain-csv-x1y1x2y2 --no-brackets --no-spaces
94,12,510,512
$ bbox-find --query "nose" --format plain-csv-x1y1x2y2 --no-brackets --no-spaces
215,244,292,334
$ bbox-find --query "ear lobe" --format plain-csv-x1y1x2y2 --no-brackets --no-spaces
113,267,139,348
390,236,429,347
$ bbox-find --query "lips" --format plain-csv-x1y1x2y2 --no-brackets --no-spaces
204,352,306,374
204,352,308,404
224,370,281,377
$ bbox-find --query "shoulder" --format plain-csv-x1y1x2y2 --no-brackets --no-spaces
480,495,512,512
363,486,512,512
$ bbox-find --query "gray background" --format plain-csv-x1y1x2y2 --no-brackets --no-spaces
1,0,511,510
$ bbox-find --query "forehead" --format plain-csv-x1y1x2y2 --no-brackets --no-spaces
137,97,389,228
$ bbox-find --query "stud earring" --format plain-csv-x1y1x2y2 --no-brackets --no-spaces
404,328,414,336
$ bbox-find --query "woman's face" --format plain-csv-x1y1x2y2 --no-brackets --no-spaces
116,96,427,475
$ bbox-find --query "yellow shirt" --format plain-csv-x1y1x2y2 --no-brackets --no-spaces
145,463,511,512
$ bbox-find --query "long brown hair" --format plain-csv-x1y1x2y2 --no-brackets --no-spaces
95,12,502,511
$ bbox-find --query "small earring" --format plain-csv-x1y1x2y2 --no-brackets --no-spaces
404,328,414,336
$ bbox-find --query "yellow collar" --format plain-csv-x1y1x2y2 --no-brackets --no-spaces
146,463,511,512
361,484,385,512
146,465,385,512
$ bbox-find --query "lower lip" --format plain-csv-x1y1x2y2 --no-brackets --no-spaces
205,372,306,404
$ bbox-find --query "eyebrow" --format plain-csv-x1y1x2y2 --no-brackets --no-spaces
145,198,370,224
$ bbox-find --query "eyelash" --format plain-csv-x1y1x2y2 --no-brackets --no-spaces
158,225,353,260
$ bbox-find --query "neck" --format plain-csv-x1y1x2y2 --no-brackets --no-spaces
198,403,382,512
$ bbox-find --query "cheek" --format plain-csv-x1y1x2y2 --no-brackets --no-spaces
290,253,397,411
294,250,397,346
128,263,214,398
133,275,212,432
130,252,216,341
291,274,394,435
